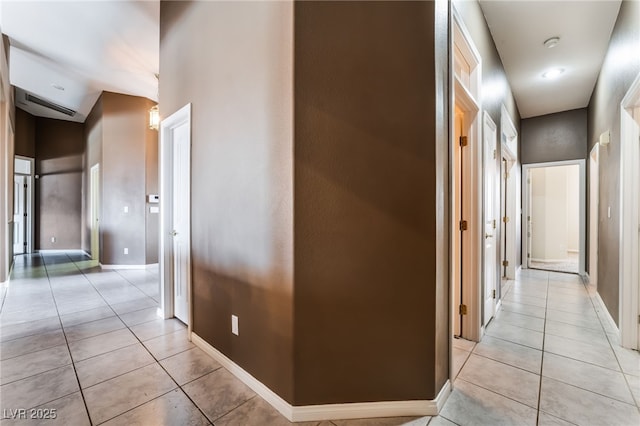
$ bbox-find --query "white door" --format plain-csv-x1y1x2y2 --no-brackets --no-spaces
171,117,191,325
483,113,497,326
90,164,100,261
13,175,26,254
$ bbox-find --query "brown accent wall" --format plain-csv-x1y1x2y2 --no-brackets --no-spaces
294,1,449,403
451,0,523,285
588,0,640,325
82,93,158,265
34,118,84,250
521,108,588,164
15,108,35,158
160,1,294,402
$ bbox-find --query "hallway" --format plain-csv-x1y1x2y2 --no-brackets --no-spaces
1,253,639,425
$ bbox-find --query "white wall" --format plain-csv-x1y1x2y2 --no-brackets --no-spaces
531,165,579,261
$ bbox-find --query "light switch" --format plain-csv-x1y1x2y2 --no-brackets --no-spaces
608,206,611,219
123,206,129,213
149,206,159,214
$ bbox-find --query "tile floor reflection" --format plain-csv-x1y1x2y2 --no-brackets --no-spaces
1,253,638,425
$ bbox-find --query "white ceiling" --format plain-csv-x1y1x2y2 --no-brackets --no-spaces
1,1,159,123
479,0,622,119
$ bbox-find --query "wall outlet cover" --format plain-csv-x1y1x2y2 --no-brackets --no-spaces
231,315,239,336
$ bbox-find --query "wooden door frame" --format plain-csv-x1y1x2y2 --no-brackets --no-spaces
522,160,586,276
619,71,640,349
160,103,193,336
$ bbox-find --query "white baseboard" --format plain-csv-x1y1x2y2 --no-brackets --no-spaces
594,291,619,336
191,332,450,421
100,263,159,270
37,249,88,255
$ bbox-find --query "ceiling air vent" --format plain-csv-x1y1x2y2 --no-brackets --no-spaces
25,93,76,117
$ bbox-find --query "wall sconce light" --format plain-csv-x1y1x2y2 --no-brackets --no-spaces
599,130,610,147
149,105,160,131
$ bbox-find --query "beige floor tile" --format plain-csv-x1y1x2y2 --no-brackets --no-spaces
459,354,539,408
544,320,609,347
159,347,222,385
6,392,92,426
452,337,475,352
130,318,186,341
546,308,603,331
68,328,138,362
500,301,546,319
101,389,210,426
503,292,547,308
485,322,544,350
83,363,177,424
426,417,458,426
544,334,619,371
0,344,72,384
59,306,115,328
441,379,537,426
214,396,290,426
613,345,640,377
109,297,158,315
75,343,156,388
183,368,255,422
118,306,162,327
626,374,640,406
542,352,634,404
63,316,126,342
0,365,79,411
451,348,471,379
539,376,640,426
143,328,194,360
0,317,61,343
494,310,545,332
536,411,575,426
473,335,542,374
331,416,429,426
0,329,66,360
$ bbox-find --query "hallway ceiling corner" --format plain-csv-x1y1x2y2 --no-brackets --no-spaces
1,0,159,123
479,0,622,119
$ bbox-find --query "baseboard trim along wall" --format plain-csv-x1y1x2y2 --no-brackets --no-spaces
100,263,159,270
594,291,619,337
191,332,450,422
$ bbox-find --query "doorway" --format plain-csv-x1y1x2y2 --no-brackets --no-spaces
619,71,640,350
13,156,34,255
483,112,498,327
160,104,192,329
451,7,483,365
523,161,586,275
500,105,518,280
90,164,100,261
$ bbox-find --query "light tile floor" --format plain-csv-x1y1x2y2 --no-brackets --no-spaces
1,254,639,425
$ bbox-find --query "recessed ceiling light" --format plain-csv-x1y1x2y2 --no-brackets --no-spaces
544,37,560,49
51,83,65,91
542,68,565,79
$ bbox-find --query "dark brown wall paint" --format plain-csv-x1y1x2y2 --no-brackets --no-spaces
81,93,158,265
521,109,588,164
34,118,84,250
294,1,447,403
15,108,36,158
160,1,294,402
588,0,640,325
452,0,523,283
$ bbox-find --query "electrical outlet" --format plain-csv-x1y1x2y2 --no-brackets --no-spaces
123,248,129,255
608,206,611,219
51,237,56,243
231,315,239,336
123,206,129,213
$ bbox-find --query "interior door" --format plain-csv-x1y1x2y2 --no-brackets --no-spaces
90,164,100,261
171,121,190,325
13,175,26,254
483,114,497,326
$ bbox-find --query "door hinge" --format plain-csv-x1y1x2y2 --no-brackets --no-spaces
527,232,531,237
492,289,496,299
460,136,468,147
493,149,497,159
502,260,509,267
503,216,509,223
24,184,27,189
459,220,468,231
493,220,496,229
527,253,531,258
459,304,467,315
23,242,27,246
527,215,531,221
23,213,27,217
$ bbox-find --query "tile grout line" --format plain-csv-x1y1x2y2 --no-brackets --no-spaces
40,252,94,425
534,271,550,426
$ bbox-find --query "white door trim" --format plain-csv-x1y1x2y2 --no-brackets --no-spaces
90,164,100,261
500,105,518,280
522,160,586,276
619,71,640,349
482,111,498,327
160,103,192,334
14,156,34,254
451,5,483,346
